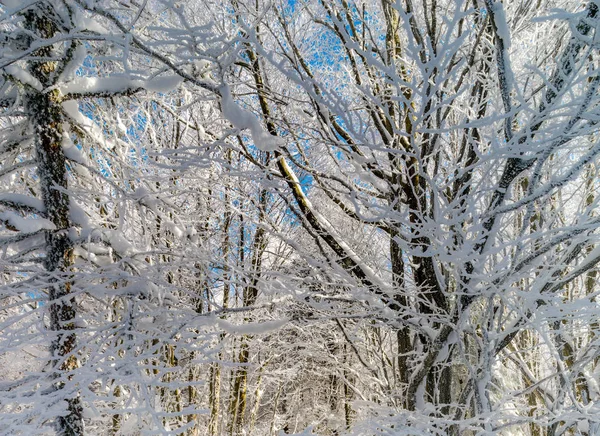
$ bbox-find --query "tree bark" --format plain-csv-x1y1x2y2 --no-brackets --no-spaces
23,4,84,435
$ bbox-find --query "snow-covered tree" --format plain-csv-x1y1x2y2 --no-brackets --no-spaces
211,0,600,433
0,1,215,434
3,0,600,435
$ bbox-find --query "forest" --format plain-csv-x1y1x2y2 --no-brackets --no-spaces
1,0,600,435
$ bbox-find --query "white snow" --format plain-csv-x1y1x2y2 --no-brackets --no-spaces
216,318,288,335
144,75,184,93
0,193,45,211
62,133,88,166
133,187,157,211
69,201,91,228
62,100,121,152
220,84,283,152
164,220,184,239
72,10,109,34
4,65,42,91
62,100,90,127
492,2,511,49
58,44,87,83
60,77,138,96
105,230,133,255
0,211,56,232
59,75,183,97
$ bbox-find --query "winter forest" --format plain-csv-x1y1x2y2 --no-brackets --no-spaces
2,0,600,435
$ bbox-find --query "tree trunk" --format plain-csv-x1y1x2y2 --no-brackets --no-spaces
228,189,268,435
23,4,84,435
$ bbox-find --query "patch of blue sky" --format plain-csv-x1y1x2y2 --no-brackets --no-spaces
309,31,346,70
26,290,44,308
75,50,98,79
17,268,44,309
73,84,156,183
291,160,315,196
287,0,298,12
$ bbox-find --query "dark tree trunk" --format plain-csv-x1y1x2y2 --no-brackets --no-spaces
23,4,84,435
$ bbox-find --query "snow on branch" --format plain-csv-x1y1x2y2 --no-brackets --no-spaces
58,75,184,101
219,84,283,152
0,193,45,213
0,211,55,233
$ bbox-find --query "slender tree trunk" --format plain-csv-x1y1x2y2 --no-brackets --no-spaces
229,342,249,435
208,361,223,434
228,189,268,434
208,153,234,435
390,214,411,395
269,384,282,436
248,368,264,434
585,165,598,375
343,344,353,430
